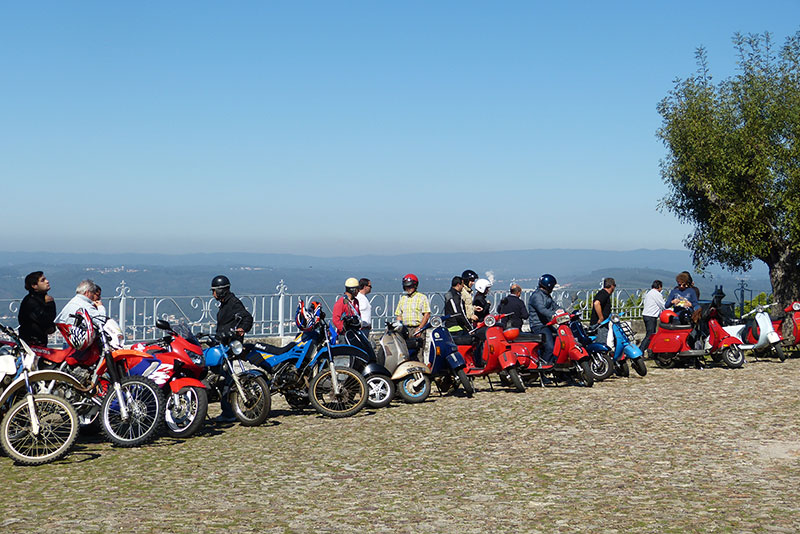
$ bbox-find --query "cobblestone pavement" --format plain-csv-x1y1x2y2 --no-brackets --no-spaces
3,358,800,533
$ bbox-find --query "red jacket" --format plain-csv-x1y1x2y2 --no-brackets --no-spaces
332,295,360,333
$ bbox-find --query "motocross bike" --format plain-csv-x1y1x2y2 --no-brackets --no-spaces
130,320,209,438
36,313,166,447
0,324,79,465
242,308,368,418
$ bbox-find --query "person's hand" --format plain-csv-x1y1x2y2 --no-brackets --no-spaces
44,295,54,303
94,299,103,308
235,328,245,336
474,306,483,312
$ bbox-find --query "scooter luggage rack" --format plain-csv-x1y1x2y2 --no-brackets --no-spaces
619,321,636,341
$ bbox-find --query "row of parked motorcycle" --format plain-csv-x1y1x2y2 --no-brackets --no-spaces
0,297,797,466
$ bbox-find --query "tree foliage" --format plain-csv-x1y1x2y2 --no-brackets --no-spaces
657,31,800,303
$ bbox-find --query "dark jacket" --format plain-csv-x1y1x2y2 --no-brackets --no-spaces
18,291,56,346
444,288,471,331
528,288,558,333
473,293,491,322
216,292,253,343
497,294,529,329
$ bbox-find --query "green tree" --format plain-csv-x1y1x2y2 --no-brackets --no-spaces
657,31,800,305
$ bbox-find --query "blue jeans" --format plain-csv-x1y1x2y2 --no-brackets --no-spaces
532,326,555,365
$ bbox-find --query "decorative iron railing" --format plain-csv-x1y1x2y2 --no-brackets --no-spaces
0,280,656,344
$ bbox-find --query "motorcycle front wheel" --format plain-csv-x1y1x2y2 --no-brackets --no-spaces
230,375,271,426
507,368,526,393
397,373,431,403
615,359,630,378
101,376,165,448
366,374,394,409
631,357,648,377
309,366,367,418
1,394,79,465
456,368,474,397
165,386,208,438
589,352,614,381
722,346,745,369
774,344,786,362
579,360,595,387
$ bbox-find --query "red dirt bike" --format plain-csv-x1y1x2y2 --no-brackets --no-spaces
514,309,594,387
650,308,744,369
35,313,165,447
129,319,208,438
454,313,526,392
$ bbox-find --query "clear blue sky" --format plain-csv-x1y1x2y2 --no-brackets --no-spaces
2,1,798,256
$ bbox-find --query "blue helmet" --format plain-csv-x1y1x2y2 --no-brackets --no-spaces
538,274,557,292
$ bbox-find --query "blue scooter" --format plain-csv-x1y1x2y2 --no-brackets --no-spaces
592,314,647,377
419,315,474,397
569,312,614,381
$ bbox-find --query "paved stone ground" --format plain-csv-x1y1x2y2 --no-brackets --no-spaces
3,357,800,533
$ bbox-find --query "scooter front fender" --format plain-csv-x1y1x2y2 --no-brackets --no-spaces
391,361,431,381
767,331,782,344
444,350,466,370
363,362,392,378
498,350,518,369
169,377,207,393
622,343,643,360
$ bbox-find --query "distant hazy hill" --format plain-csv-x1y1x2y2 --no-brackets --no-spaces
0,249,771,299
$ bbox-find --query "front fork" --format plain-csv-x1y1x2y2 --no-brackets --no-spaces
328,359,341,395
105,353,130,421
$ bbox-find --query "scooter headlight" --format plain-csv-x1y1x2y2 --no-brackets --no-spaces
484,316,496,327
229,340,244,356
793,302,800,312
430,317,443,328
611,314,621,324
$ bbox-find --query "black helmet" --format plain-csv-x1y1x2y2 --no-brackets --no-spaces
538,274,557,292
461,269,478,283
211,275,231,292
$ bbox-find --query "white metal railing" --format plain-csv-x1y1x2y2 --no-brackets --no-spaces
0,280,655,344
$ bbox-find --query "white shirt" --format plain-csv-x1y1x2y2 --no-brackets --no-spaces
642,288,666,318
356,293,372,328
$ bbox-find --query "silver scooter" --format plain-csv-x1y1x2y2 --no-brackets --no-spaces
723,303,785,361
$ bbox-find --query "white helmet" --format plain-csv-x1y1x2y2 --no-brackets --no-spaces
474,278,492,294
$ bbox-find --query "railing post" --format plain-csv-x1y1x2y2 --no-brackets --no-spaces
116,281,130,336
277,280,287,338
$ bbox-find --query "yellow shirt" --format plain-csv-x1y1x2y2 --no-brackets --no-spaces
395,291,431,327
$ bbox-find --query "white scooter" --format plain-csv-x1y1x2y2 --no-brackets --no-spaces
723,303,785,361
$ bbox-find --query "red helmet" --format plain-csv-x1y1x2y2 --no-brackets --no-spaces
402,273,419,289
659,309,677,324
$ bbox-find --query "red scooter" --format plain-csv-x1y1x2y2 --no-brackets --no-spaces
454,314,526,392
771,301,800,354
650,308,744,368
515,309,594,387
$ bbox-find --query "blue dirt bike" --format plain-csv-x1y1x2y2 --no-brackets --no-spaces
243,302,369,418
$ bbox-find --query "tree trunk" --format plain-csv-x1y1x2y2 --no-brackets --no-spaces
767,248,800,307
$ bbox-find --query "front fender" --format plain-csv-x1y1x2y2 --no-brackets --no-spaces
444,350,466,370
363,362,391,378
498,350,519,369
622,343,643,360
169,377,207,393
391,361,431,380
0,370,84,406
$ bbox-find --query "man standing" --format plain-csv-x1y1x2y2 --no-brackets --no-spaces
460,269,479,324
395,273,430,338
591,277,616,345
211,275,253,343
444,276,472,339
497,283,529,329
18,271,56,346
355,278,372,334
640,280,665,352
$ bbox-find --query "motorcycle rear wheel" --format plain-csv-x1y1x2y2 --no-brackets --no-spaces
309,366,368,418
101,376,165,448
631,358,648,377
1,394,79,465
165,386,208,438
230,375,271,426
653,353,676,369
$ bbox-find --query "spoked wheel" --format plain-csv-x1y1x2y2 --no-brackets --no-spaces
1,394,79,465
309,366,368,418
165,386,208,438
366,374,394,409
721,345,745,369
101,376,165,448
397,373,431,403
631,358,648,377
589,353,614,381
230,375,271,426
456,368,474,397
653,353,676,369
615,359,630,378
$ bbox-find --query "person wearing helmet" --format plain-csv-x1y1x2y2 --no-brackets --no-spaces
527,274,560,365
473,278,492,323
461,269,479,323
444,276,472,337
332,277,362,334
394,273,430,337
212,275,253,344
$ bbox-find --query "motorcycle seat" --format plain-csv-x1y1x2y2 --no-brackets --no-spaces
249,341,298,356
659,322,692,330
515,332,543,343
